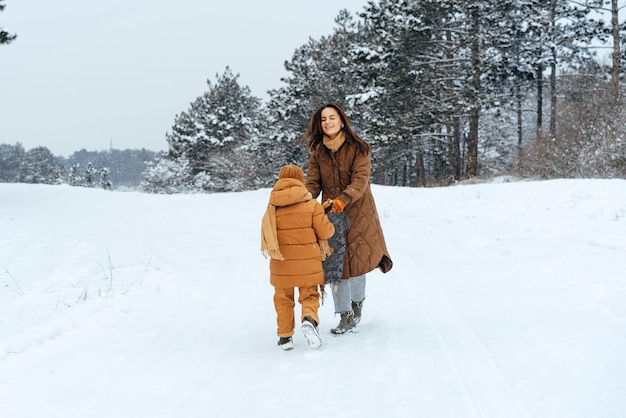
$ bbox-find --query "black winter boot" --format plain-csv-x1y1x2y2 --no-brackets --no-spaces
330,312,357,335
278,336,294,351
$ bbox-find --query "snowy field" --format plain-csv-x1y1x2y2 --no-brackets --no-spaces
1,179,625,418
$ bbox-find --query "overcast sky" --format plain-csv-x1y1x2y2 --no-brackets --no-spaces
0,1,367,157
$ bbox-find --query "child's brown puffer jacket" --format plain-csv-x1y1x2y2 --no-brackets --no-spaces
269,178,335,288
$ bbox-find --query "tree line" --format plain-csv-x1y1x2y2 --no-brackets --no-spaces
143,0,625,193
4,1,625,193
0,143,159,189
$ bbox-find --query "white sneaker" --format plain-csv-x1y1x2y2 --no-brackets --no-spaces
301,318,322,349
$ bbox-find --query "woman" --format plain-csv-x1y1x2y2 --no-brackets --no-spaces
301,103,393,335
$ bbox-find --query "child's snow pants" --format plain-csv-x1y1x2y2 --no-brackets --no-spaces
273,286,320,337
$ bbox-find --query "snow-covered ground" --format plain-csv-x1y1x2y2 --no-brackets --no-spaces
1,179,625,418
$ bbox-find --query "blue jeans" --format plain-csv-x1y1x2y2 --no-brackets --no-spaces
331,274,366,314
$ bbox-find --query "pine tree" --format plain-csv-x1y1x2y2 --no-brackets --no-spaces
83,162,97,187
23,146,63,184
141,157,194,194
160,67,264,192
585,0,625,101
69,163,80,186
0,0,17,44
0,143,25,182
265,9,367,176
348,0,518,181
99,167,112,190
513,0,603,140
352,0,443,185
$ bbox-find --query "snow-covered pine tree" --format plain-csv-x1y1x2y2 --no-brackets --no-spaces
83,162,97,187
100,167,112,190
23,146,64,184
350,0,443,185
0,143,25,183
69,163,80,186
265,10,367,176
163,67,263,193
0,0,17,45
513,0,603,140
585,0,625,101
348,0,518,182
141,157,194,194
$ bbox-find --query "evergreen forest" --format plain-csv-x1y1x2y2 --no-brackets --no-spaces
2,0,625,192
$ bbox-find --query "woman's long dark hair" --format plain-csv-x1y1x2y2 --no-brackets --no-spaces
300,103,370,155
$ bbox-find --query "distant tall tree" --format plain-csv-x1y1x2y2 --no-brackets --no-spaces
452,0,533,178
352,0,517,180
162,67,264,192
517,0,603,139
584,0,625,101
69,163,80,186
0,143,25,182
23,146,63,184
0,0,17,44
83,162,96,187
351,0,443,185
549,0,601,137
0,144,64,184
265,10,366,175
498,2,540,162
609,0,624,100
463,1,483,178
99,167,112,190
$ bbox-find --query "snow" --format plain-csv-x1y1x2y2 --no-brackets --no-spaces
1,179,625,417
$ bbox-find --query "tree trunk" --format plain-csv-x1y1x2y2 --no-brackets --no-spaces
611,0,620,101
446,29,461,181
536,63,543,139
450,117,462,181
414,148,426,187
465,8,481,178
516,82,523,171
549,0,557,139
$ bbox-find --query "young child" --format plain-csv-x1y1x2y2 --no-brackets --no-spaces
261,165,335,350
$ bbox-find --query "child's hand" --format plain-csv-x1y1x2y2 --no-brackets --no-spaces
322,199,334,214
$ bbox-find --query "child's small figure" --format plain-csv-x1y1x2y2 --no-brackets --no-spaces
261,165,335,350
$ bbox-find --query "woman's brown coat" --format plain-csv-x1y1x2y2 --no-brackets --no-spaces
306,140,391,279
269,178,335,288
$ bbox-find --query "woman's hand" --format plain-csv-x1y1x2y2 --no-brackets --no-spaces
331,198,345,213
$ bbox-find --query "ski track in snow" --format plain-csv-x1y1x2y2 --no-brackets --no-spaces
400,255,532,418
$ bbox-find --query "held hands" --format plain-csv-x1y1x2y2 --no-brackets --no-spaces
322,199,334,214
331,198,345,213
322,198,345,214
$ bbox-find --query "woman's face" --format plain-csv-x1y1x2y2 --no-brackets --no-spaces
321,107,343,138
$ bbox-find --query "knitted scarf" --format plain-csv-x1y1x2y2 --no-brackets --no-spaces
261,203,285,260
323,131,346,152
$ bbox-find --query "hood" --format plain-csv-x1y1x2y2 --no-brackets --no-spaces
269,178,312,207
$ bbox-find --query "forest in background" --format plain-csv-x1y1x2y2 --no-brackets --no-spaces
0,144,158,189
2,0,625,192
